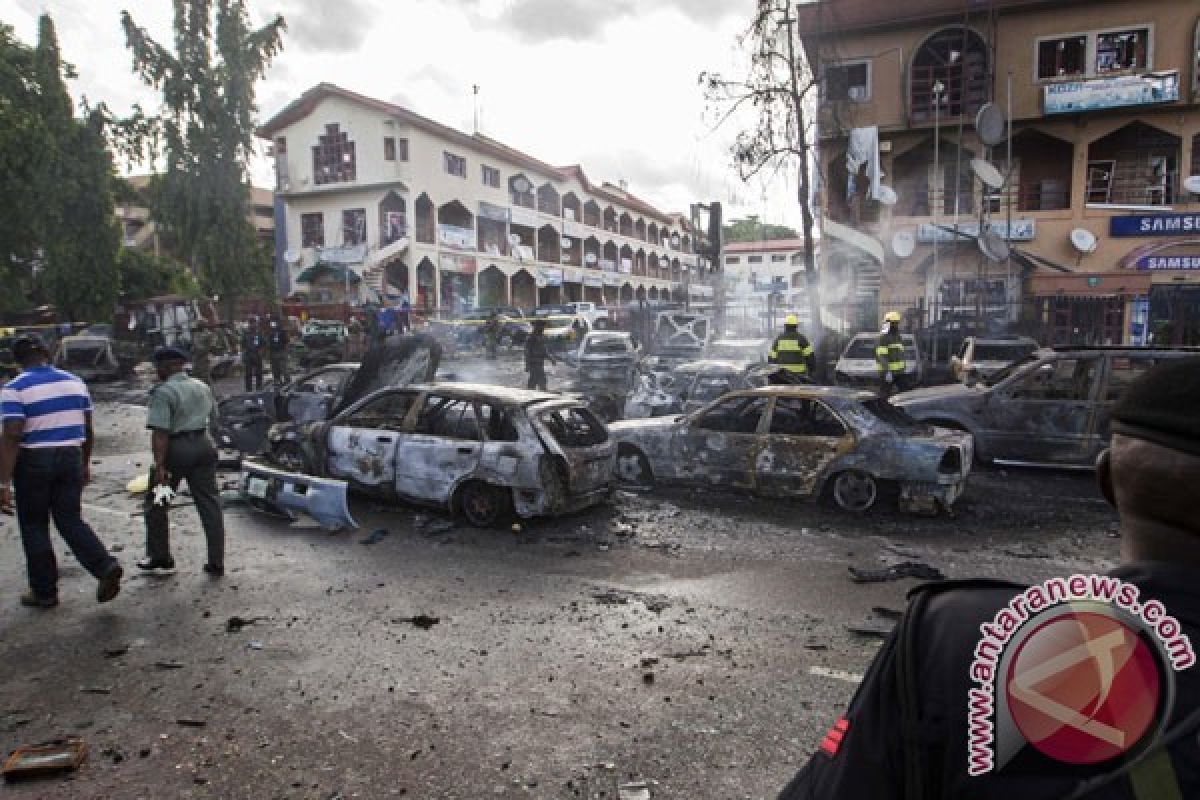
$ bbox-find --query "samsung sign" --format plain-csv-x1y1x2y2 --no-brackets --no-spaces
1111,213,1200,237
1136,255,1200,271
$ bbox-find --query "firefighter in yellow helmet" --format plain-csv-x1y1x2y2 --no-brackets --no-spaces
768,314,816,379
876,311,907,397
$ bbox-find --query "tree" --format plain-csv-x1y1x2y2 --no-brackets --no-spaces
0,23,43,307
723,215,799,243
117,248,198,299
120,1,285,311
702,1,824,372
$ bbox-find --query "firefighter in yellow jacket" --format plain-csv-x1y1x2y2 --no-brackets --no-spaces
768,315,816,379
876,311,907,396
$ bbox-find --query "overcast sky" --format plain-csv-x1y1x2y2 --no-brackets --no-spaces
10,0,802,227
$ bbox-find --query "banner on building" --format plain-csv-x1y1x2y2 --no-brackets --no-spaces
563,220,585,238
620,258,633,273
1111,213,1200,237
510,207,540,228
1044,70,1180,115
478,201,510,222
584,275,603,288
437,224,474,250
316,243,366,264
916,219,1036,244
537,267,563,287
562,269,582,284
1136,254,1200,270
599,258,617,272
439,254,477,274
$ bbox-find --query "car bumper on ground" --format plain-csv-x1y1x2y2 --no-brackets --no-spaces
897,477,967,515
240,459,358,531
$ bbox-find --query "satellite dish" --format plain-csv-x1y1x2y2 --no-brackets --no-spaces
1183,175,1200,194
876,185,898,206
979,229,1010,262
1070,228,1098,255
284,249,301,265
975,103,1007,147
971,158,1005,190
891,231,916,259
512,176,531,193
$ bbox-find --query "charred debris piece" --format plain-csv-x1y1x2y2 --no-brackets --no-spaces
848,561,944,583
2,738,88,782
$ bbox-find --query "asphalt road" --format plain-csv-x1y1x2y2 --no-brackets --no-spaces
0,355,1120,799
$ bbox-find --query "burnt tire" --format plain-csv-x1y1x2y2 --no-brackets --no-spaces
458,481,510,528
830,470,878,513
271,441,312,473
615,446,654,489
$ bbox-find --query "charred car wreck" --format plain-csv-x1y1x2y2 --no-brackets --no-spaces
610,386,972,515
241,383,615,529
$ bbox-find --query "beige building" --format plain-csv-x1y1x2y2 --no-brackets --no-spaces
798,0,1200,345
117,176,275,258
256,84,701,313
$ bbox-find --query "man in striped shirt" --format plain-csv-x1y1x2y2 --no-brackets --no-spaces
0,337,122,608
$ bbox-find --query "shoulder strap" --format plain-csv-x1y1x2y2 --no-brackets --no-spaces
1064,705,1200,800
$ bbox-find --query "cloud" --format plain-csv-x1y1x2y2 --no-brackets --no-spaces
279,0,374,53
409,64,461,97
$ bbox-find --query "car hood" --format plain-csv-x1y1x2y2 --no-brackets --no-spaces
891,382,979,407
334,334,442,413
609,416,681,436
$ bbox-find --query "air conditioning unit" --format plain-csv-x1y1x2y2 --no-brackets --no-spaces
847,86,867,101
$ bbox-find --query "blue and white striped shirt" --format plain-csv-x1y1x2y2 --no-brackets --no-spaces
1,365,93,448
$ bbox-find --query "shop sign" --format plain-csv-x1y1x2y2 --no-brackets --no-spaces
1135,254,1200,270
562,269,581,284
315,243,366,264
916,219,1036,244
1112,213,1200,237
603,275,621,287
439,254,477,274
538,267,563,287
1044,71,1180,115
437,224,474,250
598,258,617,272
510,207,540,228
478,202,510,222
584,275,603,288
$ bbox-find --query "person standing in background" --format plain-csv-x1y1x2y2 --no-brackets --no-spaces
241,317,264,392
267,315,289,386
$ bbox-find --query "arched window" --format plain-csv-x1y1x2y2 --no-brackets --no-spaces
910,27,989,122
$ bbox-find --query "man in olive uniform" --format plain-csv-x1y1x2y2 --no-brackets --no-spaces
777,357,1200,800
137,347,225,576
240,318,264,392
768,314,816,380
876,311,907,397
190,322,214,386
524,319,556,390
267,315,289,386
484,312,500,360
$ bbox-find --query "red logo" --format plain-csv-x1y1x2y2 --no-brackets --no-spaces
1005,610,1162,765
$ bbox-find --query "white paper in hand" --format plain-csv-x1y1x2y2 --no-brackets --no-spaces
152,484,176,507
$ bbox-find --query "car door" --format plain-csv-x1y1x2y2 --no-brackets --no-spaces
670,394,769,489
981,355,1101,465
394,393,483,505
755,396,853,498
285,366,354,423
1091,354,1168,461
325,390,417,490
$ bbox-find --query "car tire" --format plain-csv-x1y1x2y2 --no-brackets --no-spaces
271,441,312,473
615,446,654,489
830,470,878,513
458,480,510,528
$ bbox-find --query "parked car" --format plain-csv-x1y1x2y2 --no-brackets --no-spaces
891,346,1199,468
610,385,972,514
950,336,1039,384
704,337,771,364
242,383,616,528
834,333,924,388
53,333,138,382
294,319,349,368
564,301,609,329
564,331,639,385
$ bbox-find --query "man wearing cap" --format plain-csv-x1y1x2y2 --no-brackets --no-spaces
0,337,122,607
266,314,289,386
776,357,1200,799
240,317,264,392
138,347,225,576
524,318,557,391
876,311,907,396
768,315,816,379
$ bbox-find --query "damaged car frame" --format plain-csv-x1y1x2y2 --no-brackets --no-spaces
610,386,972,515
241,383,616,529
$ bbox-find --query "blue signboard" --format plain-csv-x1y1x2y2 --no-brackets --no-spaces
1135,254,1200,271
1111,213,1200,237
1044,71,1180,115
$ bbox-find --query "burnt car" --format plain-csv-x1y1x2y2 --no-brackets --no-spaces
241,383,615,528
610,386,972,514
892,346,1199,469
53,333,138,382
561,331,640,422
214,335,440,456
293,319,348,368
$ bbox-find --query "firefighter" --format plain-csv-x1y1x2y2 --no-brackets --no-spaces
876,311,906,396
768,315,815,379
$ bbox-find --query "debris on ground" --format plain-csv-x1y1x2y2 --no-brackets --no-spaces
848,561,944,583
846,621,894,639
102,645,129,658
1002,545,1048,559
78,686,112,695
176,718,207,728
153,661,184,670
418,518,456,536
2,738,87,781
225,615,267,633
618,781,653,800
126,474,149,494
359,528,391,545
395,615,440,630
246,640,264,650
871,606,904,621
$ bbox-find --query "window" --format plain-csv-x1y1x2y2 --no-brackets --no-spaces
1037,36,1087,79
771,254,787,262
823,61,870,102
274,136,287,155
344,391,417,430
384,136,396,161
444,151,467,178
1086,161,1115,204
397,138,409,161
296,367,352,396
769,398,847,437
301,213,324,248
747,255,763,264
692,396,768,434
312,124,355,185
482,165,500,188
478,403,519,442
1009,358,1097,401
1104,357,1164,403
725,256,741,265
342,209,366,246
540,407,608,448
415,395,480,440
1096,28,1148,74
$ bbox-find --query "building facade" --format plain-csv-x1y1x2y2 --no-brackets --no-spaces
117,176,274,258
257,84,701,313
798,0,1200,346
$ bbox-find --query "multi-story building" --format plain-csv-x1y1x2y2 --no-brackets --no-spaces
721,238,817,333
798,0,1200,346
256,83,702,313
117,176,275,259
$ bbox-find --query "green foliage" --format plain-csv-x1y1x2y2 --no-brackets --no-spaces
723,215,799,243
120,1,285,304
117,248,198,300
0,24,44,305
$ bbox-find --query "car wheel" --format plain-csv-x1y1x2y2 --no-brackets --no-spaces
831,470,878,513
271,441,312,473
615,446,654,489
458,480,510,527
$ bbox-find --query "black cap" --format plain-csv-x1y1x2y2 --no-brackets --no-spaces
11,336,48,363
1111,356,1200,457
153,346,190,364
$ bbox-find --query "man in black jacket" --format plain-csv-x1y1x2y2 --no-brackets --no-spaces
524,319,556,391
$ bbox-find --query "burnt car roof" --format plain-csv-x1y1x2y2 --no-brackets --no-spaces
411,382,566,405
738,385,878,402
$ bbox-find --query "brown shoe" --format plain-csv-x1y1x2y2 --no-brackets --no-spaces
97,564,123,603
20,592,58,609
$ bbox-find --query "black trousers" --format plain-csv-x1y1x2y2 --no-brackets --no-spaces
243,357,263,391
144,433,225,567
527,364,547,390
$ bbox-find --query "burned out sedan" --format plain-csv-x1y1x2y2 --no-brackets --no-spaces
241,383,615,528
609,386,972,514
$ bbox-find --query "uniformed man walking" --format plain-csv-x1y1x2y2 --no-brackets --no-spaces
190,322,214,386
524,319,556,390
137,347,225,577
240,318,264,392
876,311,906,396
267,315,289,386
768,314,816,380
777,357,1200,800
484,312,501,360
